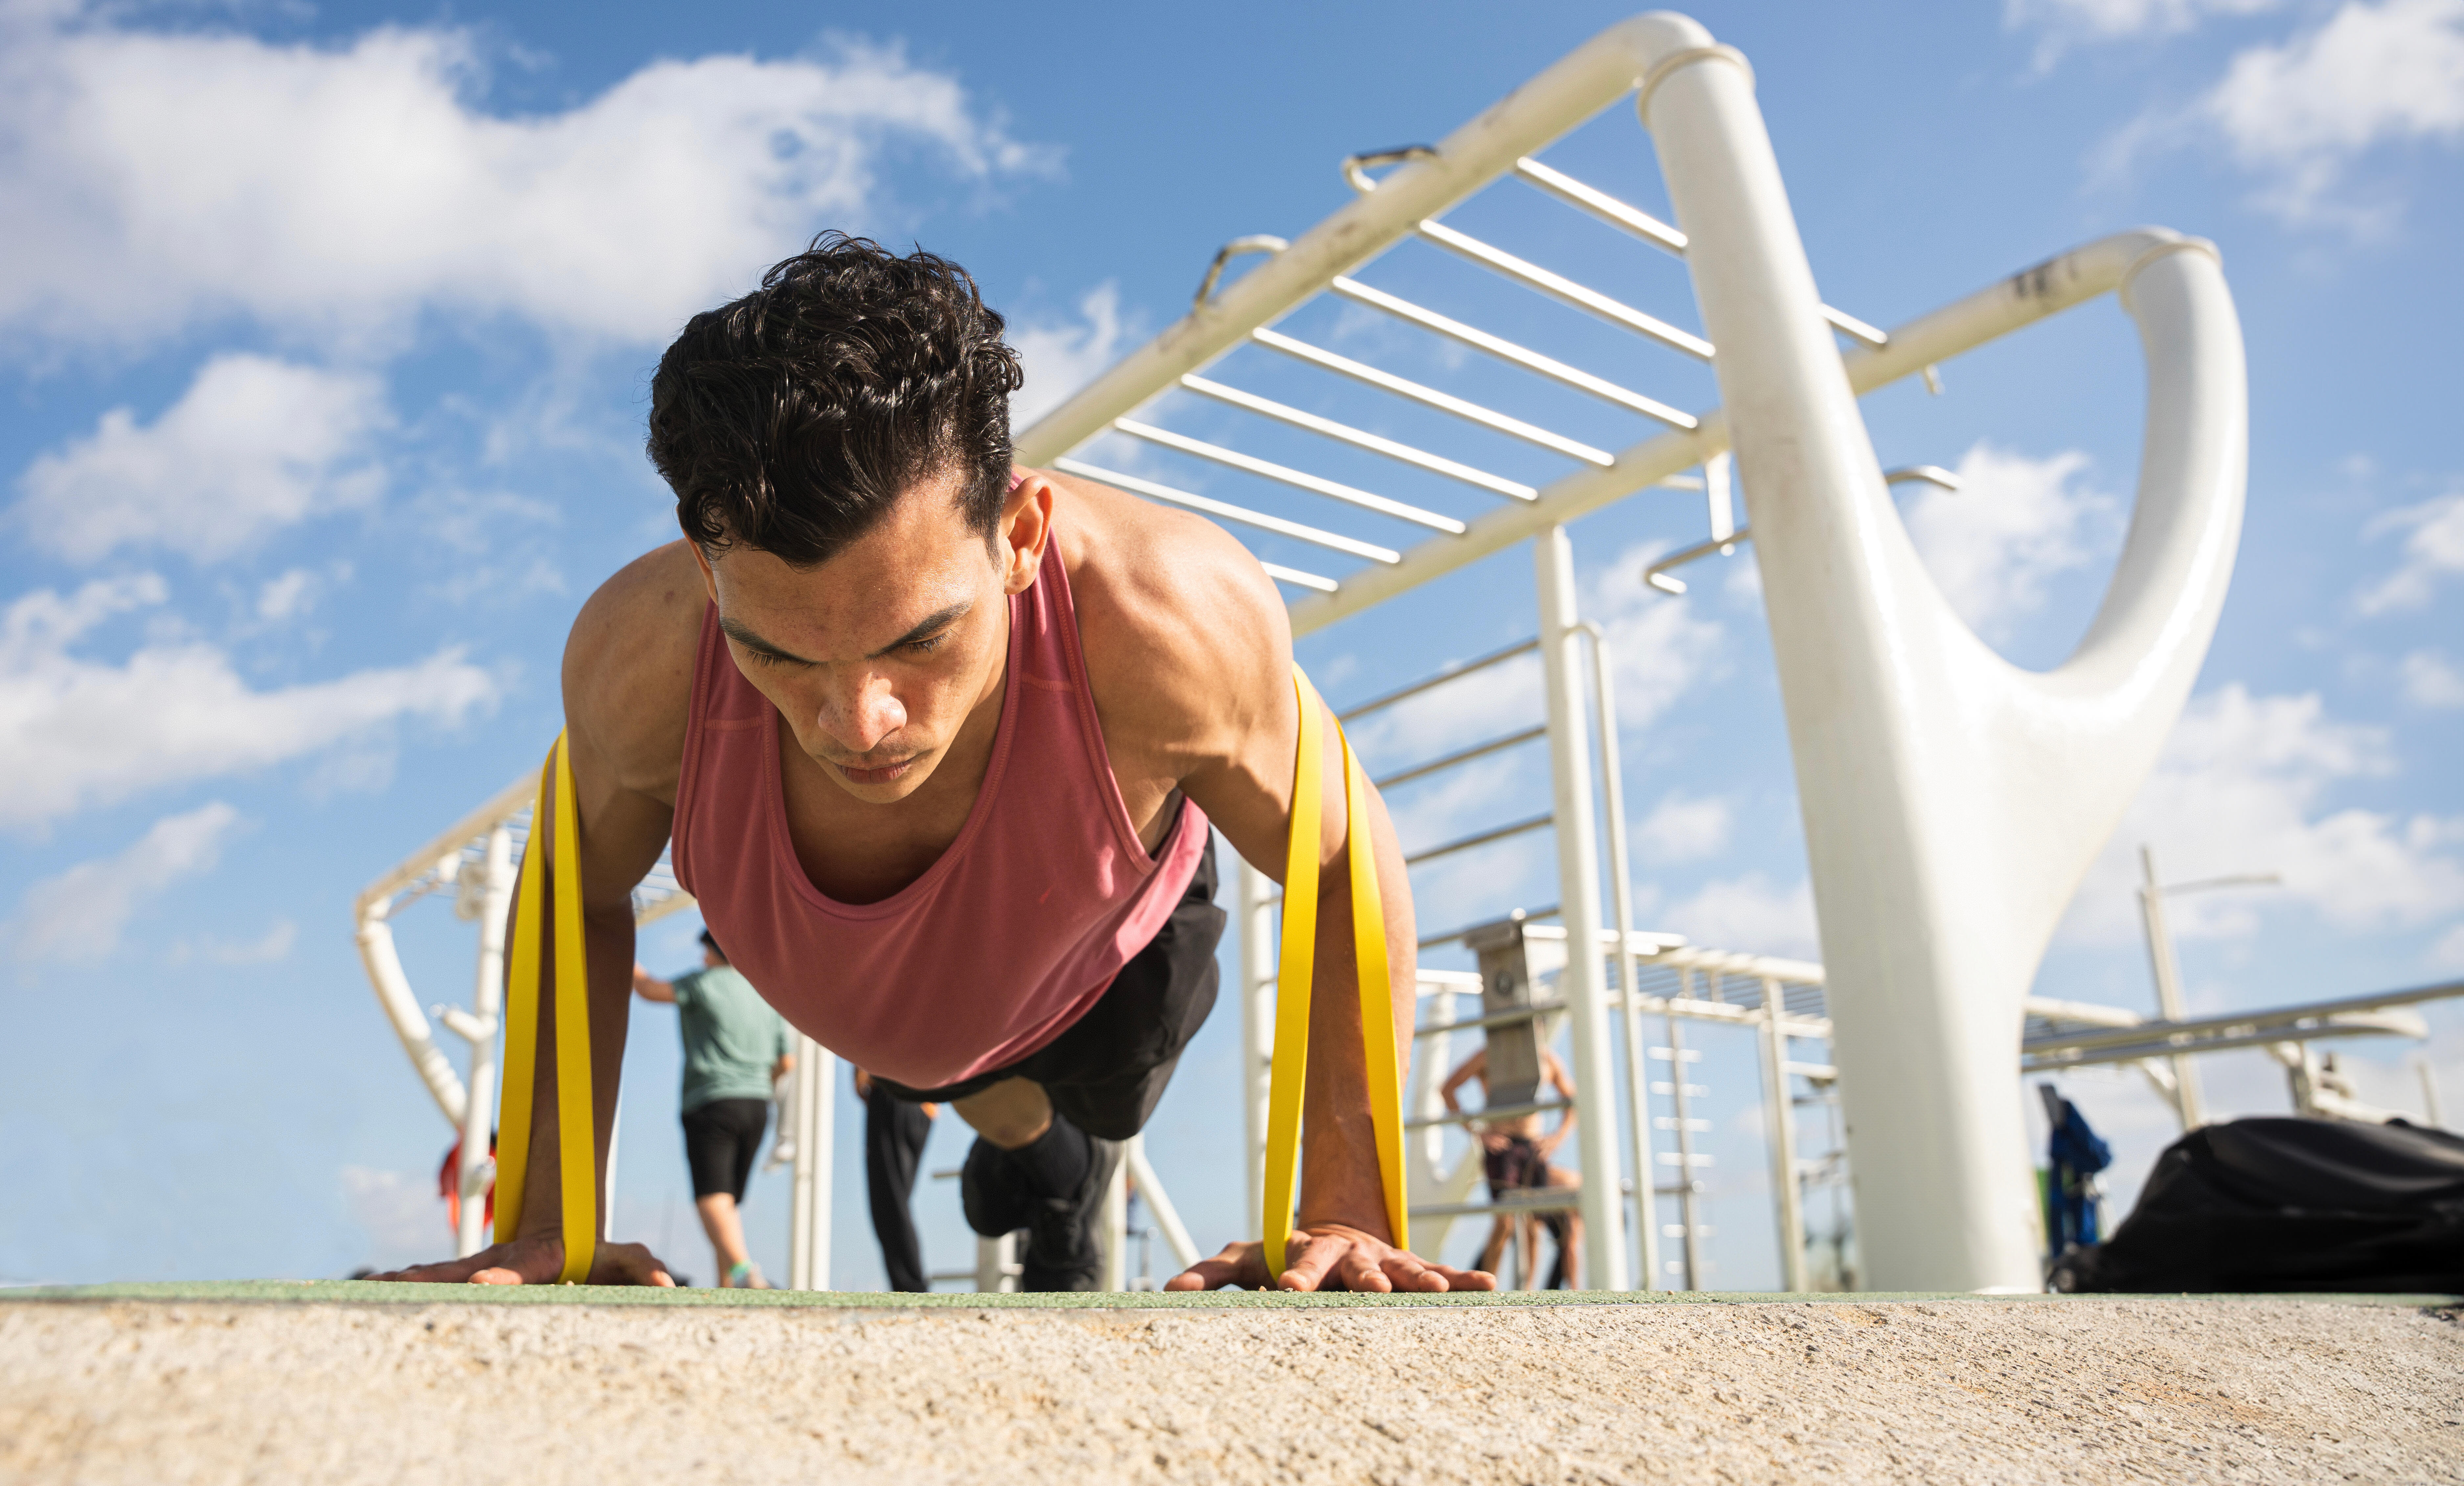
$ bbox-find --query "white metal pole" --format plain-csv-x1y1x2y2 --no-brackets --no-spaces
1098,1137,1133,1291
1237,855,1276,1239
2137,846,2205,1130
787,1035,833,1290
456,823,513,1258
1580,621,1654,1293
1759,977,1808,1292
974,1234,1017,1294
1534,524,1628,1291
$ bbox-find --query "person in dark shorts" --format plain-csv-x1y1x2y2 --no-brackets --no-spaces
856,1067,938,1292
634,930,795,1288
870,825,1222,1290
1442,1042,1582,1290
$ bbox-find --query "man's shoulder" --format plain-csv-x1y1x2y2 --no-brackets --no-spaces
564,541,707,803
1043,469,1290,763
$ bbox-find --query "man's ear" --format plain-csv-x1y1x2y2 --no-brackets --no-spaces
999,471,1054,595
687,537,721,605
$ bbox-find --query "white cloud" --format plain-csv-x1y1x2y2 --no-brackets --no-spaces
1659,873,1820,959
2063,683,2464,944
2357,491,2464,614
2402,649,2464,708
1902,441,2118,642
0,574,500,829
4,802,240,963
15,354,387,563
2008,0,2277,43
1010,283,1130,432
2433,923,2464,969
2202,0,2464,220
0,12,1046,351
172,918,299,965
1632,793,1732,865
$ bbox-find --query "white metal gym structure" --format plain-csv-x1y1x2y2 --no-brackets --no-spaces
1013,11,2245,1293
353,12,2269,1293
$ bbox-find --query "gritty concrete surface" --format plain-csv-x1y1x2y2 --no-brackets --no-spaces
5,1292,2461,1484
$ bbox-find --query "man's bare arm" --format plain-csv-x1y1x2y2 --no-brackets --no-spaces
375,545,705,1285
1440,1049,1487,1112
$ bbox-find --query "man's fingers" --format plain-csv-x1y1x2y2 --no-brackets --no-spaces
1168,1241,1258,1293
1276,1234,1342,1292
1431,1262,1498,1292
1334,1244,1394,1294
1380,1251,1449,1294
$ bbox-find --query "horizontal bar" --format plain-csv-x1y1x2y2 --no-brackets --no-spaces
1782,1061,1838,1081
2021,1016,2425,1071
1112,418,1463,533
2020,978,2464,1059
1179,374,1535,502
1409,1193,1581,1220
1261,561,1338,593
1328,276,1698,429
1338,637,1540,721
1417,999,1568,1039
1252,328,1614,467
1514,156,1688,254
1514,158,1887,349
1415,219,1715,360
1403,812,1553,867
1406,1097,1570,1131
1419,904,1557,949
1375,724,1548,790
1053,458,1401,564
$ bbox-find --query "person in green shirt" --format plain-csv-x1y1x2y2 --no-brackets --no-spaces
633,929,795,1288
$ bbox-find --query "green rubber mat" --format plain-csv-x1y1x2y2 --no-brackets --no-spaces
5,1280,2454,1310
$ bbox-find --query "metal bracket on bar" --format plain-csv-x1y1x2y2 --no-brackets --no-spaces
1194,234,1289,307
1341,144,1439,195
1642,464,1969,593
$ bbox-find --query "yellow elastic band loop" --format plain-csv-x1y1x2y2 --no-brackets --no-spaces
490,732,597,1285
1261,667,1409,1277
549,732,597,1284
490,749,554,1248
1261,671,1322,1277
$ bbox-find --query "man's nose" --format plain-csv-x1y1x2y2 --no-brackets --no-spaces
817,672,905,755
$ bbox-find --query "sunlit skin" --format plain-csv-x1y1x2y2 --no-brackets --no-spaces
371,465,1496,1294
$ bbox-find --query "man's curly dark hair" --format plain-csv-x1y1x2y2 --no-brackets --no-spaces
648,233,1025,567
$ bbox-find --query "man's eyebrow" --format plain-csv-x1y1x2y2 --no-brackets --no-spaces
717,617,817,665
868,601,972,659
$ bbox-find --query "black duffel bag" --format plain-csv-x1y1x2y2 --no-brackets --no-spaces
2050,1115,2464,1294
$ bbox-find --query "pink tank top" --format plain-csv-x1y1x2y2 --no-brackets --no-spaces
671,528,1210,1090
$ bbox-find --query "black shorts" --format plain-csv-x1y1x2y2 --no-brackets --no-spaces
681,1097,769,1201
874,831,1225,1141
1485,1135,1545,1196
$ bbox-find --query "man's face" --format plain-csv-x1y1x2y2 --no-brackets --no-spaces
693,468,1042,805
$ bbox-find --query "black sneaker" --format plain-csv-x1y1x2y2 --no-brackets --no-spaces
1020,1133,1120,1292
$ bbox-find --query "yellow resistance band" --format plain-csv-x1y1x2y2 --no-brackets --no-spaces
491,731,597,1284
1261,668,1409,1276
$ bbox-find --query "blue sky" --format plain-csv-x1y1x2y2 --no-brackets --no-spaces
2,0,2460,1292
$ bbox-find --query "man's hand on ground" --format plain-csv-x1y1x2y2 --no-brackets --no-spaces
367,1233,676,1287
1164,1225,1497,1294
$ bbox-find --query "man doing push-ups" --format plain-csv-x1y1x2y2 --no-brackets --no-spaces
379,234,1491,1294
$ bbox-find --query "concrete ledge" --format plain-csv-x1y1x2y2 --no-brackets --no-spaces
7,1291,2460,1483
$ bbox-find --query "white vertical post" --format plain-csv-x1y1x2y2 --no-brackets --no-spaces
1237,855,1276,1239
1580,621,1654,1294
457,823,513,1258
1534,524,1627,1291
2136,846,2205,1130
1098,1136,1133,1291
1759,978,1808,1293
786,1034,834,1291
975,1233,1017,1293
